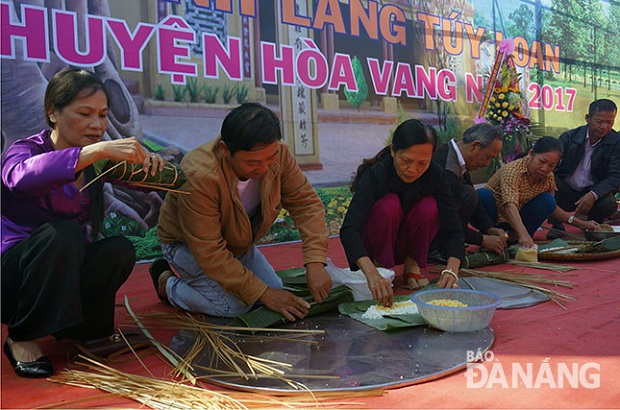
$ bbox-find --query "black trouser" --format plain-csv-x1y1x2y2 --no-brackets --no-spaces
550,176,618,224
1,220,135,341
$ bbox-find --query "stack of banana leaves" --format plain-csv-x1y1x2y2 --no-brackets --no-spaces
577,236,620,253
539,237,620,254
238,267,433,332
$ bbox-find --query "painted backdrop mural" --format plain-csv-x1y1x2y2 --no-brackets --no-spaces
2,0,618,257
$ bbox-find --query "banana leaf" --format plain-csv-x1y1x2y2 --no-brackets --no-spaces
275,267,314,292
538,237,620,254
537,239,570,252
338,294,428,331
275,267,308,285
231,285,353,330
92,158,187,191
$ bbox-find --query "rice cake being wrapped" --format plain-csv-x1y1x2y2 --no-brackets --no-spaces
515,244,538,263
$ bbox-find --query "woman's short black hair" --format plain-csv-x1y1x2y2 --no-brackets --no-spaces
44,68,108,128
351,119,437,191
532,136,563,156
391,119,437,152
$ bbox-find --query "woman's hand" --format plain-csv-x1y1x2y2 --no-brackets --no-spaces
142,152,165,176
78,137,165,174
436,257,461,289
97,137,148,163
356,257,393,307
518,233,535,249
504,203,534,248
78,137,145,171
366,270,393,307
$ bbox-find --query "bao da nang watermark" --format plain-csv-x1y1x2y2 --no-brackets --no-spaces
465,349,600,389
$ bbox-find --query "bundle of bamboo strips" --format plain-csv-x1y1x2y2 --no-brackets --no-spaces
125,298,329,389
459,268,576,310
506,260,576,272
46,298,386,409
47,356,383,409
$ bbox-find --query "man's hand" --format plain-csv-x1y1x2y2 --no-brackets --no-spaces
574,191,596,216
481,233,507,255
305,262,332,303
259,288,311,322
487,228,508,245
578,219,600,232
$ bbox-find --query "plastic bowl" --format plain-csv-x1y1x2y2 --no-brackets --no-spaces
411,289,502,332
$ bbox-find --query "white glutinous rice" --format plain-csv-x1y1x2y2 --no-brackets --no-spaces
361,300,419,319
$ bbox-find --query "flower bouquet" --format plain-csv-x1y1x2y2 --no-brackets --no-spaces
476,39,532,166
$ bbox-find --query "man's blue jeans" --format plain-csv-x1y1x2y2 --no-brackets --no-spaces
476,188,556,237
160,243,283,317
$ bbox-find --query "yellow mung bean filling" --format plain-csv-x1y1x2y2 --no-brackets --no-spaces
427,299,468,307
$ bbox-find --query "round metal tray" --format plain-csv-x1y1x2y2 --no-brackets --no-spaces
169,312,494,393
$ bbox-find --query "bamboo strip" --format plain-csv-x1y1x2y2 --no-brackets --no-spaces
124,296,196,383
48,358,379,409
79,161,124,192
44,303,389,409
436,268,577,310
506,260,576,272
128,309,322,387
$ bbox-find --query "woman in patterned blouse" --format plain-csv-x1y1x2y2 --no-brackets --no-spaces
477,136,599,249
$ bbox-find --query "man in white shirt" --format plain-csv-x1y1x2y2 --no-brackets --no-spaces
431,123,507,257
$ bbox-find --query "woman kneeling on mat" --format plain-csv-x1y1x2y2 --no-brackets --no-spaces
340,119,465,307
477,136,599,249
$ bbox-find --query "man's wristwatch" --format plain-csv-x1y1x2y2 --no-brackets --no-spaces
567,215,575,225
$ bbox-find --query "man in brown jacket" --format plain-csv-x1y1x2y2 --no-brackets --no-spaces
152,103,332,321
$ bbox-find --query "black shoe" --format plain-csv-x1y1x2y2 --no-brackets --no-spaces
3,339,53,378
149,259,172,302
546,224,566,240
